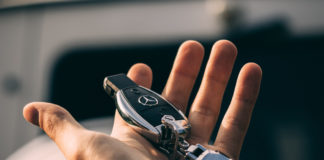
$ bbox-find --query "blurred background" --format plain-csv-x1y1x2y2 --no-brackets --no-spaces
1,0,324,159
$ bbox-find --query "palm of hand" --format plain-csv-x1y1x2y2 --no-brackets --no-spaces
23,40,261,160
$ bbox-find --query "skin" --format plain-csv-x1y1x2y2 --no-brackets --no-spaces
23,40,262,160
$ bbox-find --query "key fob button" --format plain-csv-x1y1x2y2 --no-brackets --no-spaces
130,88,140,94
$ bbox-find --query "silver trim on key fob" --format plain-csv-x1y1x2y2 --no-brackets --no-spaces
116,90,161,142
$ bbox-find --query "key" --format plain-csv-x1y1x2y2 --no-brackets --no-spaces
103,74,191,147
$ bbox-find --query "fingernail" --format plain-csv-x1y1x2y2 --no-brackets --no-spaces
30,107,39,126
24,105,39,126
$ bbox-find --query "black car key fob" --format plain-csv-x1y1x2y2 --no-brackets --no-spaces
103,74,190,145
103,74,232,160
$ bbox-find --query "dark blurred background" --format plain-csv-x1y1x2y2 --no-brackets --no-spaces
1,0,323,159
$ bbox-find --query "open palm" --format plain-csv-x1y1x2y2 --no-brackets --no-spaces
23,40,262,160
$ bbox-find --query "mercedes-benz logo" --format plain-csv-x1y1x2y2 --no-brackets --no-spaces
138,95,158,106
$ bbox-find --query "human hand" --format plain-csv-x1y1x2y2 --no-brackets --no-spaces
23,40,262,160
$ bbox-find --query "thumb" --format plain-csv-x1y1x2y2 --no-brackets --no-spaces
23,102,86,157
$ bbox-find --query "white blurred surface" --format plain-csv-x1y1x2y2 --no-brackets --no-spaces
0,9,40,159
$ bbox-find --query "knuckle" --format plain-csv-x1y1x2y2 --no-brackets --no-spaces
234,93,256,106
205,74,228,86
192,99,220,117
223,115,248,133
193,105,215,117
39,107,69,139
173,68,198,80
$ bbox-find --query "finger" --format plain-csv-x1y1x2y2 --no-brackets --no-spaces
127,63,153,89
214,63,262,159
162,40,204,112
112,63,153,130
188,40,237,144
23,102,86,158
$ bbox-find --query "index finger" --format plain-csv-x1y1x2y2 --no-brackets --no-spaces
162,40,204,112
